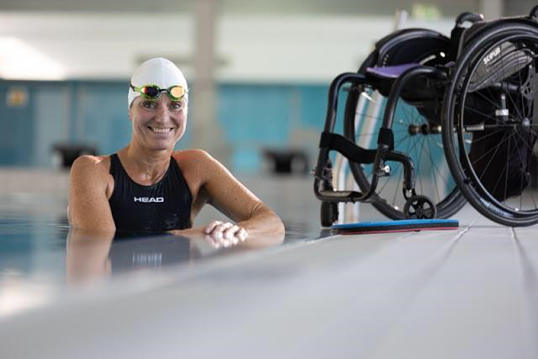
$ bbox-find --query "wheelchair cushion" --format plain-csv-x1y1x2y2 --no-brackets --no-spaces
365,63,446,125
366,63,420,79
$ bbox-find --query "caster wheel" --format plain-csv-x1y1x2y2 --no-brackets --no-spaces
404,195,437,219
321,202,338,227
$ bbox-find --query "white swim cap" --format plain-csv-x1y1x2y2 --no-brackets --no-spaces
128,57,188,108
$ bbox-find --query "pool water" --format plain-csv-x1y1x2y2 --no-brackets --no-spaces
0,177,328,318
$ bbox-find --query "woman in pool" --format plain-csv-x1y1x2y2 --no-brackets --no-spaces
68,58,284,247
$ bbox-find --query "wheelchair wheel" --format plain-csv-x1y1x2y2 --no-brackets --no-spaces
442,22,538,226
344,75,465,219
320,201,338,227
404,195,437,219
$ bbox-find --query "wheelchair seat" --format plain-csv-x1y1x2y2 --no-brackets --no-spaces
366,63,420,79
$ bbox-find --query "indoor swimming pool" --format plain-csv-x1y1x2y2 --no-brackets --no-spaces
1,170,538,359
2,1,538,358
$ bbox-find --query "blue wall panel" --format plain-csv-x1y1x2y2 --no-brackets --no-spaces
0,80,330,172
298,85,329,130
0,84,35,166
33,86,70,167
80,83,131,156
218,84,294,171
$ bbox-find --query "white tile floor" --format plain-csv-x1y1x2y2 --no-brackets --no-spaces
0,170,537,358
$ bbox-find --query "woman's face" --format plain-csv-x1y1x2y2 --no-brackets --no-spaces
129,95,188,151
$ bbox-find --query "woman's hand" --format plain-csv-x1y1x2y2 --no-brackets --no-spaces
203,220,248,248
169,221,248,249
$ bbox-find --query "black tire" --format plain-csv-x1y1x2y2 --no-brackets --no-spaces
442,22,538,226
320,201,338,227
344,38,466,220
404,195,438,219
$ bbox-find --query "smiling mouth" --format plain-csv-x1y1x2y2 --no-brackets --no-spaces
148,126,174,133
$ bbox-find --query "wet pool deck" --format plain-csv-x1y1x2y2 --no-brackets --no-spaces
0,170,537,359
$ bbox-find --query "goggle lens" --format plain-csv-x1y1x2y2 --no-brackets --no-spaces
169,86,186,100
141,86,160,98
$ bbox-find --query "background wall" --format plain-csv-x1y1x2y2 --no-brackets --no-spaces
0,12,458,82
0,0,535,172
0,80,329,172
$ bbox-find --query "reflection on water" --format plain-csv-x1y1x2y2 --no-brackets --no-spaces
0,214,324,286
0,188,325,317
0,216,292,317
66,230,197,284
0,174,328,289
110,235,191,271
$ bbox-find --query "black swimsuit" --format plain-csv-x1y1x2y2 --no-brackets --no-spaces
108,154,193,232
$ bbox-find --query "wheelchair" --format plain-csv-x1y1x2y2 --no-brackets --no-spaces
314,7,538,227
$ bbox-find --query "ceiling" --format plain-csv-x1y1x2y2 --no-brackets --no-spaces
0,0,535,82
0,0,482,17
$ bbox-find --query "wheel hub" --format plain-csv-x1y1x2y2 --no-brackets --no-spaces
408,124,442,135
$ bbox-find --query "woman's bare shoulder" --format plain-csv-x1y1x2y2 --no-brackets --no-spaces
70,155,112,181
172,149,213,162
72,154,110,169
172,149,218,171
172,149,226,185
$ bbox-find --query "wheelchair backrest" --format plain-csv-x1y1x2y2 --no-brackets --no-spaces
366,28,450,70
452,9,538,61
367,9,538,70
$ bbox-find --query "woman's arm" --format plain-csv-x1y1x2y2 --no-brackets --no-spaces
173,150,285,244
68,156,116,230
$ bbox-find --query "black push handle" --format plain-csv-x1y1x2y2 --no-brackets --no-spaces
455,12,484,28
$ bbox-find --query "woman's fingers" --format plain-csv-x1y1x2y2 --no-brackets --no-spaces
223,225,241,245
205,221,248,248
212,222,233,237
237,228,248,242
204,220,223,234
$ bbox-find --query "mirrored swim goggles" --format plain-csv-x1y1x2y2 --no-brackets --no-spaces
130,83,188,101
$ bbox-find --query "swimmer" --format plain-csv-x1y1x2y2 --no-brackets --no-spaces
68,58,285,247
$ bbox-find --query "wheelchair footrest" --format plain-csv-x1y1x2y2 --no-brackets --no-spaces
317,190,363,202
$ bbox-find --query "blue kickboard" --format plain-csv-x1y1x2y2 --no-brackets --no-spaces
332,219,459,234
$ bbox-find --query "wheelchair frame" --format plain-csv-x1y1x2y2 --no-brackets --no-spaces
314,6,538,227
